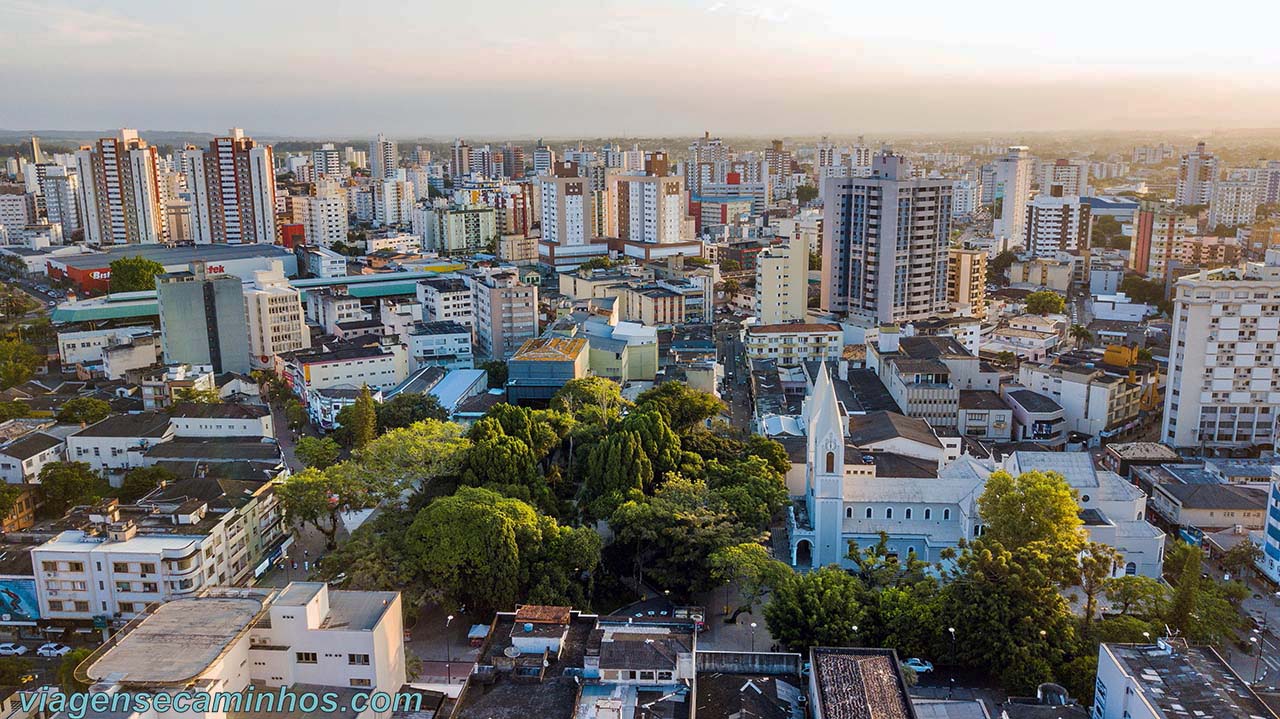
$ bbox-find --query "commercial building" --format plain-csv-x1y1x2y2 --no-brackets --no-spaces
1017,362,1147,443
46,242,297,295
1093,640,1275,719
74,129,165,245
821,152,952,324
472,270,539,359
66,412,175,474
1175,141,1219,206
1162,253,1280,452
157,261,252,375
405,320,474,371
754,241,808,324
744,323,842,366
70,582,406,719
506,336,589,404
181,129,277,245
244,261,310,369
947,247,987,319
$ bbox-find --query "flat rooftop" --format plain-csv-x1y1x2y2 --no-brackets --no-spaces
1105,642,1278,719
83,595,267,686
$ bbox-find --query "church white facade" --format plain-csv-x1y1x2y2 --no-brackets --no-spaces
786,364,1166,578
787,364,987,568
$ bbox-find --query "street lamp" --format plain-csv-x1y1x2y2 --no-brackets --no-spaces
750,622,758,652
948,627,956,663
1251,636,1262,684
445,614,455,685
851,625,859,648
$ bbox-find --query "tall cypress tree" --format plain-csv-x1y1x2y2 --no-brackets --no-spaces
349,385,378,450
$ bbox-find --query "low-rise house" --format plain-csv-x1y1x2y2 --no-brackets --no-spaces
0,432,63,484
958,389,1013,441
1002,388,1067,447
1148,483,1269,532
988,326,1060,362
66,412,174,477
168,402,275,439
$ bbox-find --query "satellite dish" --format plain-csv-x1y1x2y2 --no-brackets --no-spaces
503,646,521,658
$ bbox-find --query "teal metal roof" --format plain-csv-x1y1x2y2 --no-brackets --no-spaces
52,300,159,322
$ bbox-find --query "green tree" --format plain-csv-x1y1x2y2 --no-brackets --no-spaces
709,543,792,621
1219,540,1263,581
1093,215,1125,248
764,567,865,651
38,462,108,516
635,381,724,431
0,484,23,519
1069,324,1092,348
58,648,93,693
705,456,789,531
583,432,652,518
940,540,1077,693
1166,542,1202,636
577,257,617,271
796,185,819,204
1118,276,1167,310
1025,290,1066,316
0,401,29,421
119,466,178,502
344,419,470,494
744,435,791,475
313,508,426,600
346,385,378,450
283,399,308,430
294,436,341,469
0,339,39,389
989,250,1018,281
720,259,742,273
610,475,751,598
977,469,1085,575
1104,575,1167,618
376,392,448,432
462,418,545,507
277,466,384,549
0,656,32,685
56,397,112,425
173,387,221,404
406,486,600,614
1079,543,1121,634
995,350,1017,367
808,251,821,271
108,255,166,293
480,360,508,388
551,376,629,424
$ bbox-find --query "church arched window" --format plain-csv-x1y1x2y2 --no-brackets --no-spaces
943,509,951,520
924,508,932,520
825,452,835,473
846,507,852,519
865,507,872,519
905,508,913,520
885,507,893,519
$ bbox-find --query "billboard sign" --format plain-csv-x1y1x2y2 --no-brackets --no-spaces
0,576,39,625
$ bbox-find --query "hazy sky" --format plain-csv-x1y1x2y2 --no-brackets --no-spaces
3,0,1279,138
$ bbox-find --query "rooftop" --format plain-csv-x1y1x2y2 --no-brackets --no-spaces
169,402,270,420
1105,442,1182,461
1104,641,1278,719
695,672,803,719
82,594,269,686
1158,483,1268,511
810,647,916,719
848,411,942,449
408,320,471,336
72,412,172,438
144,438,282,462
0,431,62,460
1005,389,1063,414
511,336,588,362
748,322,840,335
958,390,1007,411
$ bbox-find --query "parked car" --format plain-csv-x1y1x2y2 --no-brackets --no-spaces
36,643,71,658
0,643,28,656
902,658,933,674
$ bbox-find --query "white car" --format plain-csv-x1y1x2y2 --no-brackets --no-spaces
902,658,934,674
0,643,27,656
36,643,71,658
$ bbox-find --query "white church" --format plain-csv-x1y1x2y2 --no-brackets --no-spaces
785,364,1165,577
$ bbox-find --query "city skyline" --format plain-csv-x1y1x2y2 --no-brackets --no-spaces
4,0,1280,137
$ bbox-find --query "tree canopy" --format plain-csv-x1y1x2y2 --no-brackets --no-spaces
38,462,108,516
0,339,39,390
56,397,112,425
635,381,724,431
1024,290,1066,316
108,255,165,293
119,465,178,503
294,435,342,470
376,392,449,432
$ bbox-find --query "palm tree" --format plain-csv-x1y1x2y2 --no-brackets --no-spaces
1069,324,1092,349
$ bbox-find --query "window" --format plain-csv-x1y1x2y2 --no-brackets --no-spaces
825,452,835,473
348,654,370,666
296,652,317,664
845,508,852,519
118,602,134,613
142,582,158,593
74,601,89,612
113,563,130,574
905,508,913,519
41,561,57,572
68,562,84,572
865,507,872,519
885,508,893,519
924,509,932,520
115,582,131,592
943,509,951,520
350,678,372,688
140,563,156,574
47,600,62,612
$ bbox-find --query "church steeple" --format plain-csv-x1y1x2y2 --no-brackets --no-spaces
805,363,846,567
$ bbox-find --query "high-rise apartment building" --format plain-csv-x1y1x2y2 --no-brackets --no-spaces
74,129,165,245
34,164,81,234
1023,186,1092,258
311,142,344,177
244,261,310,368
502,143,525,179
947,247,987,319
452,138,472,178
532,141,555,176
1208,177,1258,229
181,129,278,245
298,191,347,248
156,261,251,374
369,133,398,181
1130,202,1197,280
754,240,809,324
1175,141,1219,206
471,269,538,359
372,178,414,226
1254,160,1280,206
538,161,594,247
610,172,689,246
1162,251,1280,452
989,146,1033,251
821,152,953,324
1039,158,1089,196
